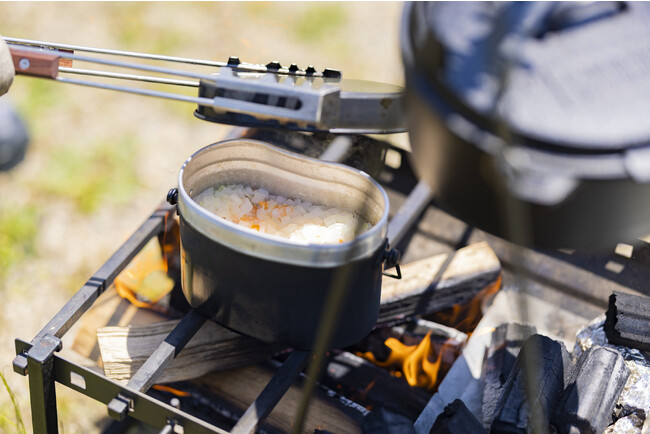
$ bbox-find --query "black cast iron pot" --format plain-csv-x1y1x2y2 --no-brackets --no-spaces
401,2,650,250
172,139,391,349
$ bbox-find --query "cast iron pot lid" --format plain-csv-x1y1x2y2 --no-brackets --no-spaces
403,1,650,155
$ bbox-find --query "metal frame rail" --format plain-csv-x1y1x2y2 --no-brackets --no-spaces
13,178,433,434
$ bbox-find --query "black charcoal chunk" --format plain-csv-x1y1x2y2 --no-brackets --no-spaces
490,334,572,434
605,291,650,352
552,345,630,434
430,399,486,434
362,406,415,434
482,324,537,430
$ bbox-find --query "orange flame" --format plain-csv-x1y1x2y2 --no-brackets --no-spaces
432,275,502,334
114,238,174,312
359,276,502,390
359,332,459,391
152,384,191,397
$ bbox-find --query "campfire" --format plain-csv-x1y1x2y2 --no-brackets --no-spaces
12,131,650,434
71,204,503,426
7,3,650,433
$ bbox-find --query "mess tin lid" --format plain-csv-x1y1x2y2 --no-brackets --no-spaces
194,68,407,134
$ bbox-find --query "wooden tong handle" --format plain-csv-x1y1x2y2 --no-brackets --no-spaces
10,47,61,79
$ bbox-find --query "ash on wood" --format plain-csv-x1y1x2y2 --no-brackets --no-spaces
605,290,650,352
430,399,486,434
491,334,571,434
552,346,630,434
97,319,283,384
482,323,537,431
379,241,501,325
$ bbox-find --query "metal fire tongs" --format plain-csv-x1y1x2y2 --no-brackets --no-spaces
5,37,406,134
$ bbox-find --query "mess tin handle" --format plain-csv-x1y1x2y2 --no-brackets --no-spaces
376,239,402,279
167,187,180,216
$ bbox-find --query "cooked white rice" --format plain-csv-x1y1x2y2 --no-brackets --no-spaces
194,184,372,244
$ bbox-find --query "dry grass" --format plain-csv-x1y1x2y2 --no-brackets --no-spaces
0,2,404,432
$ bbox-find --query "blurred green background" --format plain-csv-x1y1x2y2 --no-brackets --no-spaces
0,2,404,432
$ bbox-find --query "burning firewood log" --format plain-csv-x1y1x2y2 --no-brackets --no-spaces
323,351,433,420
552,346,630,434
96,319,283,384
379,241,501,326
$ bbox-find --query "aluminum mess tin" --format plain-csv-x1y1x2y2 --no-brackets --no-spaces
176,139,390,349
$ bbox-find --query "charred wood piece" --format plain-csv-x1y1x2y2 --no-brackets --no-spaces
552,346,630,434
481,323,537,431
323,352,432,421
351,319,466,370
378,242,501,326
430,399,486,434
491,334,571,434
605,290,650,352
